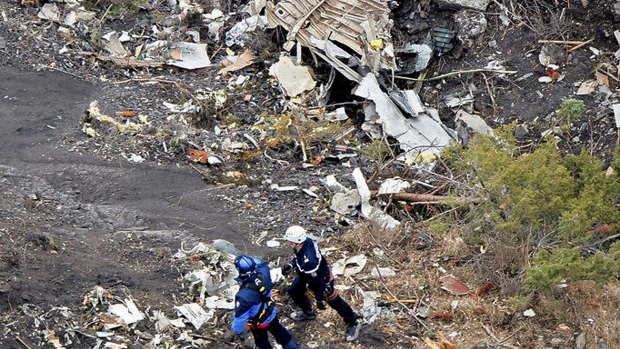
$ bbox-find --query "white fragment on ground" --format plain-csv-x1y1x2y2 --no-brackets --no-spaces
330,190,361,215
107,298,144,327
352,168,400,228
166,42,211,70
332,254,367,277
268,56,316,97
377,178,410,195
455,110,494,136
174,303,211,329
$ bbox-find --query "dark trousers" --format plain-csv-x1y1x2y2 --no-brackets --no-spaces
288,275,358,325
251,315,299,349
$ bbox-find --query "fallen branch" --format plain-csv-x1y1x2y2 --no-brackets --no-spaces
568,38,594,52
394,68,517,82
16,336,32,349
482,324,520,349
538,39,591,45
372,261,427,329
371,190,478,205
79,51,165,68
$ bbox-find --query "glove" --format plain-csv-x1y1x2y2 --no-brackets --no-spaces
281,263,293,275
317,301,327,310
324,283,334,296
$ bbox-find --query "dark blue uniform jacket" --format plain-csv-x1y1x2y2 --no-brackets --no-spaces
232,257,276,334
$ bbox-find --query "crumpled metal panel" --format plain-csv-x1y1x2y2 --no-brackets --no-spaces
265,0,394,71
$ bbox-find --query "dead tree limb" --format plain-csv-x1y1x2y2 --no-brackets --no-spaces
394,68,517,82
371,190,478,205
371,261,427,329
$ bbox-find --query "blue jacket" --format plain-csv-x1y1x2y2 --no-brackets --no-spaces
291,238,331,302
231,257,276,334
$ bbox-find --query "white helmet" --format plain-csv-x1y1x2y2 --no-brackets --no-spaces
284,225,307,244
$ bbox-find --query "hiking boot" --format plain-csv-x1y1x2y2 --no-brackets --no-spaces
290,310,316,321
345,318,362,341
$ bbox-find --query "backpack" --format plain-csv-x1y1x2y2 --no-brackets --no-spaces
242,275,275,326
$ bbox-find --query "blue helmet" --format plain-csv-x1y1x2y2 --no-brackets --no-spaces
235,255,257,280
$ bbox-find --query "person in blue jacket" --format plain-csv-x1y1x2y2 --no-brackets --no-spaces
281,225,363,342
231,254,299,349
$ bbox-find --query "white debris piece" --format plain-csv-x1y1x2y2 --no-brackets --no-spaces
403,90,426,115
360,290,381,324
270,267,284,284
302,188,319,198
175,303,212,329
370,267,396,278
354,74,454,160
352,168,400,228
612,104,620,128
166,42,211,70
324,107,349,122
455,110,494,136
127,153,145,163
266,239,281,247
330,191,361,215
270,183,299,191
268,56,317,97
321,175,349,193
352,168,372,217
377,178,410,195
107,298,144,328
309,37,352,59
203,8,224,20
455,9,488,49
205,296,235,310
399,43,433,72
38,3,60,22
576,80,598,95
243,0,268,15
523,308,536,317
102,32,129,58
225,16,267,47
434,0,491,11
153,310,185,332
332,254,367,277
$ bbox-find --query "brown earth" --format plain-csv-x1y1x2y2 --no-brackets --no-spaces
1,0,619,348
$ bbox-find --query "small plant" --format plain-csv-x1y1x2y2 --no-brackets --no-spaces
363,139,391,161
507,294,531,313
556,97,585,130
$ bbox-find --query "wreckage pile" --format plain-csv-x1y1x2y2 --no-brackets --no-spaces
2,0,620,348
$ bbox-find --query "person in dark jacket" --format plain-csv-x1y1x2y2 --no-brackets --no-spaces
232,254,299,349
281,225,363,342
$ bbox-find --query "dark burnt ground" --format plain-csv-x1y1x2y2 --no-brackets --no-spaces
0,66,258,348
404,0,619,161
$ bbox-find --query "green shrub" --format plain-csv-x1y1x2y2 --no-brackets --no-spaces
442,127,620,293
525,244,620,291
556,98,585,125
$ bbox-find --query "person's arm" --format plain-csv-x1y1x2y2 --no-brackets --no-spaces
307,273,327,303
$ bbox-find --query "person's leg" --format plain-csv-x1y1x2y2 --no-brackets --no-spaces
326,287,362,341
288,275,312,311
267,315,300,349
326,293,358,325
251,327,273,349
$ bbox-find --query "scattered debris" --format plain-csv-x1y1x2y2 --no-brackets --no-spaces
439,274,470,295
268,56,316,97
523,308,536,317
